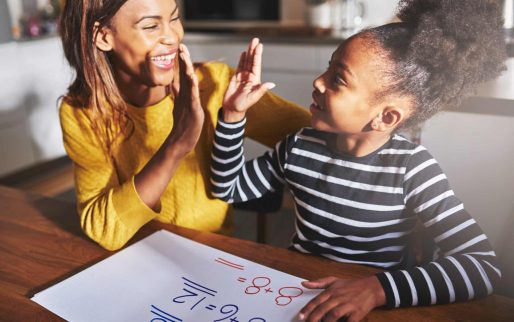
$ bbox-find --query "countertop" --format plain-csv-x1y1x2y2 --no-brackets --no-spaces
184,27,345,45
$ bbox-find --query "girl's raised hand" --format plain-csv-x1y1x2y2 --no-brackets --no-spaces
222,38,276,122
168,44,205,158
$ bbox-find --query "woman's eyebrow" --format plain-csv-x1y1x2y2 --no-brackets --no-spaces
135,15,161,24
134,5,179,24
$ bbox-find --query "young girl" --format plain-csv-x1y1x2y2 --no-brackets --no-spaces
210,0,507,321
58,0,310,251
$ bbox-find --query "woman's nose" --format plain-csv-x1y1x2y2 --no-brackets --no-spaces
161,25,178,45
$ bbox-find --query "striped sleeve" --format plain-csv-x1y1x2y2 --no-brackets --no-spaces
376,147,500,308
210,109,289,203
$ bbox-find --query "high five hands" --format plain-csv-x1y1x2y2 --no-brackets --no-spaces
222,38,276,123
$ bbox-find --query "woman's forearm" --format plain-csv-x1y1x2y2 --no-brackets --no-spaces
134,138,185,211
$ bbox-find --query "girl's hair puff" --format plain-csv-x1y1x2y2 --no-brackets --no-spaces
365,0,507,128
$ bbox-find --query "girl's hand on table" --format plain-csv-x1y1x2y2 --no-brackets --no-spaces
298,276,386,322
168,44,205,158
222,37,276,123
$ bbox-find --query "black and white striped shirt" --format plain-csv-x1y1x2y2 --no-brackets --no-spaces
210,113,501,308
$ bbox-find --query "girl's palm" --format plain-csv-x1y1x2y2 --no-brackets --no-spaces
223,38,275,114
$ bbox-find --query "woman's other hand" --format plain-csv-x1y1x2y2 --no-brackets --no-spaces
298,276,386,322
222,37,276,123
168,43,205,158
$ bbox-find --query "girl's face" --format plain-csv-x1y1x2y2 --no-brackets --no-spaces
105,0,183,89
310,36,389,135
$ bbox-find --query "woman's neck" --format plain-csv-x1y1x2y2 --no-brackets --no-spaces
335,132,392,158
120,83,168,108
114,70,169,107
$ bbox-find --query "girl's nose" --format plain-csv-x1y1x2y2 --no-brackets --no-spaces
313,74,326,93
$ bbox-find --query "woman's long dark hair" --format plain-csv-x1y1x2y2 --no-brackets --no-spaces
60,0,130,157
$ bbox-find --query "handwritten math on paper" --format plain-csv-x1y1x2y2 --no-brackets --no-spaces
32,230,320,322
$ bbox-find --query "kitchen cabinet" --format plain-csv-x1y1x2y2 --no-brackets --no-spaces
184,34,338,108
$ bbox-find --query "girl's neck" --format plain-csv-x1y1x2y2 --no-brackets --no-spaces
335,132,392,158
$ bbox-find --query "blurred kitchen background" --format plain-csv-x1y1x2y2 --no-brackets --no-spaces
0,0,513,296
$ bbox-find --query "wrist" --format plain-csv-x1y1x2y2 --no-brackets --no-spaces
163,136,189,161
369,276,387,307
222,108,246,123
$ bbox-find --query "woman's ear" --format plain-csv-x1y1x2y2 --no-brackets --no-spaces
93,22,113,52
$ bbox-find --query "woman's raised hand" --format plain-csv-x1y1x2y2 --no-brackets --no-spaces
222,38,276,122
168,44,205,158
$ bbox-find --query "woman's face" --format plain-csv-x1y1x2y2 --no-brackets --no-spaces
310,35,390,135
105,0,183,89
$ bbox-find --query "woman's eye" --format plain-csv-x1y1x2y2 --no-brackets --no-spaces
143,24,159,30
170,16,181,23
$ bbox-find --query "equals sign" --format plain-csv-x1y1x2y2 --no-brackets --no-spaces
237,277,247,283
205,304,217,311
215,257,245,270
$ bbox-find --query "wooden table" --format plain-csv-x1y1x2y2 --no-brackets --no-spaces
0,186,513,321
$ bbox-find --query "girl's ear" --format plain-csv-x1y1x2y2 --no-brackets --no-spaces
371,95,413,131
371,106,406,132
93,22,114,52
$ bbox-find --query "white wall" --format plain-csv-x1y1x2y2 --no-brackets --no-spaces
0,37,71,176
422,106,514,296
422,111,514,250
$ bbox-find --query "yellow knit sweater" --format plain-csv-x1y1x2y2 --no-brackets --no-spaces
59,62,311,250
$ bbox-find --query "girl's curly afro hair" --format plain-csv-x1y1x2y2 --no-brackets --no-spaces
364,0,507,128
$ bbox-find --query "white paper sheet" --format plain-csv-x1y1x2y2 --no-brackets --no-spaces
32,230,321,322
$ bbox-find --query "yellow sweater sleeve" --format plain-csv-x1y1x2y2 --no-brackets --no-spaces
59,104,159,250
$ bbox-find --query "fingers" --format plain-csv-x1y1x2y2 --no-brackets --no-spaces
236,38,262,80
302,276,339,289
252,43,263,83
307,303,354,322
179,44,194,78
179,44,200,103
236,51,246,82
245,37,259,71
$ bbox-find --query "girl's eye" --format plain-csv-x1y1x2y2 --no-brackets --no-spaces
170,16,181,23
334,74,346,86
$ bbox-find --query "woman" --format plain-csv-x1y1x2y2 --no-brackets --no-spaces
59,0,310,250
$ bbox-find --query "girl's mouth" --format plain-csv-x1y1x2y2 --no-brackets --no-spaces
309,102,324,113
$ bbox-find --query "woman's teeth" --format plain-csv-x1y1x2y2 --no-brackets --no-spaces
151,53,176,66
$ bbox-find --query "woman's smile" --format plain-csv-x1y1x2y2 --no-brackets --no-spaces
150,49,178,70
